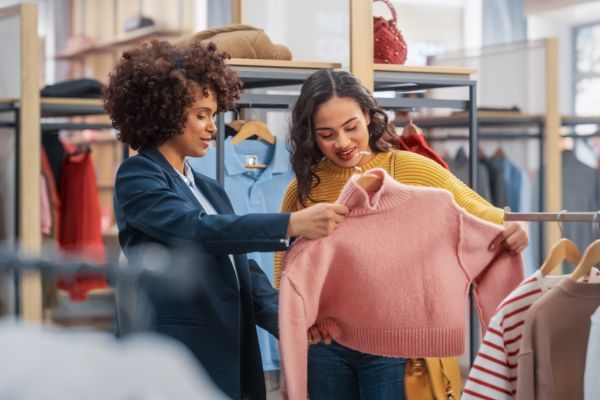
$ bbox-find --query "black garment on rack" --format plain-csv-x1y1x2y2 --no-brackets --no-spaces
481,157,509,208
41,130,65,186
41,79,104,98
562,150,600,262
446,148,493,203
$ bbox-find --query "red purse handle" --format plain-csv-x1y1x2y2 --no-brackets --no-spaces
373,0,397,25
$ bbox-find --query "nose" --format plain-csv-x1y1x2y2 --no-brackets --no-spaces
334,131,351,149
207,116,217,136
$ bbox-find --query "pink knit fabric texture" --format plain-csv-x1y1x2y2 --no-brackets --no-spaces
279,168,524,400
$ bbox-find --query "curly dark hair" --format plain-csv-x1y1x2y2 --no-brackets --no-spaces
289,69,395,206
103,40,242,150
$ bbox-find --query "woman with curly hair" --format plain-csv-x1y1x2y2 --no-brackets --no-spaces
274,69,529,399
103,40,346,400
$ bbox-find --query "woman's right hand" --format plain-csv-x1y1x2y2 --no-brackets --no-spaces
287,203,349,239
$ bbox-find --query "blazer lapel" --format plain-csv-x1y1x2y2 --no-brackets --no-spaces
192,172,233,215
138,147,203,210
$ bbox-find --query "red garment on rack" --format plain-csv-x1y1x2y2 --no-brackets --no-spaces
392,133,449,170
41,149,61,238
58,151,106,301
386,123,449,170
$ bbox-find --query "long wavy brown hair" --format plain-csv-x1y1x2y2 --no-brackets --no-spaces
289,69,395,206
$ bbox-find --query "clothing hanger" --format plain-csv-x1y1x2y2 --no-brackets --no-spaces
227,119,246,132
493,143,505,159
539,210,582,276
231,119,274,169
402,107,420,137
356,173,383,193
231,119,276,145
352,151,381,192
570,211,600,281
571,240,600,281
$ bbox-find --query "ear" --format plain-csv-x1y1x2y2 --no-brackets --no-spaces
364,109,371,126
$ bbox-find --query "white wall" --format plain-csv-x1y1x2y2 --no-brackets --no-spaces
243,0,349,66
527,17,574,114
527,1,600,115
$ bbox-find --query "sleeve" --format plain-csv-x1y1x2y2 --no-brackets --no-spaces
457,208,524,331
462,318,515,400
279,274,309,400
274,180,302,289
248,259,279,338
585,309,600,399
515,317,536,400
393,151,505,224
115,157,290,255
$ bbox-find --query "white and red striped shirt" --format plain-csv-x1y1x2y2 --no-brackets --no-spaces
463,268,600,400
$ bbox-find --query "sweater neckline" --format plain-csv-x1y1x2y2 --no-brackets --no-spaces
318,152,389,178
336,168,413,215
558,278,600,299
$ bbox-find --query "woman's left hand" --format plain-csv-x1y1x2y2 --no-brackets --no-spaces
489,221,529,256
307,325,332,346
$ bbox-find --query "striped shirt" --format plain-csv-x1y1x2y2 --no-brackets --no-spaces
463,268,600,400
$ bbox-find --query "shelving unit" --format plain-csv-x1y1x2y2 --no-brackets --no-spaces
55,26,184,60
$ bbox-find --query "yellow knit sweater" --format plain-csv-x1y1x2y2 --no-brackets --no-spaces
274,150,504,288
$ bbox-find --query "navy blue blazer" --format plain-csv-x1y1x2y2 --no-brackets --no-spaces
114,147,290,400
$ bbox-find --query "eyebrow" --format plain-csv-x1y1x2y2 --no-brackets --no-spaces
192,107,216,113
315,117,358,131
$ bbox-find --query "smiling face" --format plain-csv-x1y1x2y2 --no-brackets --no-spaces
312,96,374,168
169,87,218,159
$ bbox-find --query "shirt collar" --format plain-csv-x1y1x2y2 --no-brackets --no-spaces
224,136,290,177
174,160,197,188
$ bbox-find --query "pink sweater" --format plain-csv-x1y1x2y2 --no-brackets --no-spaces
279,168,524,400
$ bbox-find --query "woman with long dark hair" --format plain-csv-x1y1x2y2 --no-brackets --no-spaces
275,69,528,399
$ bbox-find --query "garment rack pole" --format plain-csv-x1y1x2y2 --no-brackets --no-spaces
504,211,600,222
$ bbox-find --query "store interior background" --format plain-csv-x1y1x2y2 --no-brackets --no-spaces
0,1,599,388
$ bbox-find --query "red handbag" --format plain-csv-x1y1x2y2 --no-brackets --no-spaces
373,0,408,64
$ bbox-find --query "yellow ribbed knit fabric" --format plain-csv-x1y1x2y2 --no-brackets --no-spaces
274,150,504,288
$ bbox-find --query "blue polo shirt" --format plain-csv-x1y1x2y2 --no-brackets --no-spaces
188,137,294,371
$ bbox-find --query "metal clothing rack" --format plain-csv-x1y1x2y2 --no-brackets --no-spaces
505,211,600,222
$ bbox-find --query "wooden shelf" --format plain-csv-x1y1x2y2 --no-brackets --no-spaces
374,64,477,76
227,59,342,70
56,26,185,60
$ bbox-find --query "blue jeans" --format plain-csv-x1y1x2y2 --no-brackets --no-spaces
308,341,407,400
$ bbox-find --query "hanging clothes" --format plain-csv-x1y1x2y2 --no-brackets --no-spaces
41,148,61,238
481,157,510,208
58,151,106,301
188,136,294,372
463,268,600,400
562,151,600,255
585,306,600,400
387,124,449,169
446,147,493,203
40,175,52,236
516,279,600,400
279,168,524,400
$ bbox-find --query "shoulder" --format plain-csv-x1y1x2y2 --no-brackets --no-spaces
389,150,451,186
391,149,446,169
116,154,165,180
